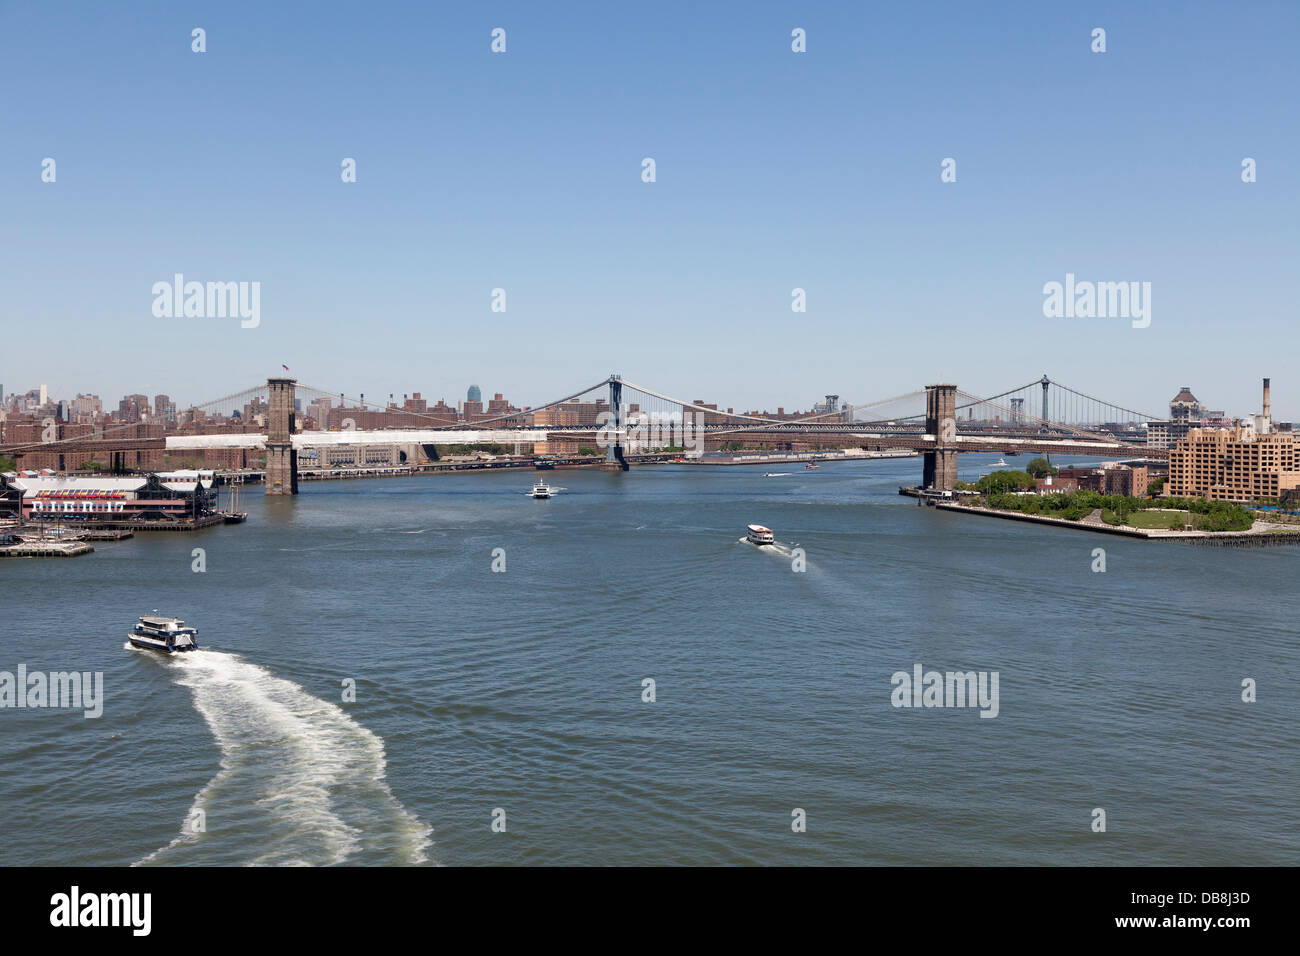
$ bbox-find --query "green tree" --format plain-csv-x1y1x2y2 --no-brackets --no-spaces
1025,457,1057,478
975,470,1037,494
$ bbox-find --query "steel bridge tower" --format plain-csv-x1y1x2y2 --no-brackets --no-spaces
600,374,629,471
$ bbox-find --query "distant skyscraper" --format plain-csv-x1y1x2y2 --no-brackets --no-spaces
467,384,481,403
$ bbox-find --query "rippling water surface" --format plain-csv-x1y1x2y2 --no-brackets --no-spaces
2,456,1297,865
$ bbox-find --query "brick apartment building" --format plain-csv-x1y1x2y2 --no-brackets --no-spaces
1168,428,1300,502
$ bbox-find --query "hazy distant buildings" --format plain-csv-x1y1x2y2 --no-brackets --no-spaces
72,394,102,421
1169,387,1202,421
307,396,335,428
1147,386,1209,449
811,394,842,416
118,394,149,422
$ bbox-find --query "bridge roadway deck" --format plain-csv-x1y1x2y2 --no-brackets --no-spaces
1,429,1168,460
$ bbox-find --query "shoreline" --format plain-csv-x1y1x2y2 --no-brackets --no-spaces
924,498,1300,545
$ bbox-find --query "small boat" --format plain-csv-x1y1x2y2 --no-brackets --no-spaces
129,614,199,653
805,462,821,470
534,459,556,471
747,524,775,546
993,458,1008,467
531,479,553,499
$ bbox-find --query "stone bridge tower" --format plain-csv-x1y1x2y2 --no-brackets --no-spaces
265,377,298,495
923,383,958,492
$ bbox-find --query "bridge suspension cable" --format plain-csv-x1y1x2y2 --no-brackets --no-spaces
1,382,272,453
954,390,1136,447
295,378,616,430
618,378,928,429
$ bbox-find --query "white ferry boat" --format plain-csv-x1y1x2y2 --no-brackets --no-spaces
129,614,199,653
746,524,775,546
531,479,553,499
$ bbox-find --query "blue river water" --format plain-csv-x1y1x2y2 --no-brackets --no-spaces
1,454,1297,865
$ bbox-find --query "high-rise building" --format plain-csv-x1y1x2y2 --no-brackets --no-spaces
307,396,334,428
118,394,149,422
467,384,482,403
71,394,102,421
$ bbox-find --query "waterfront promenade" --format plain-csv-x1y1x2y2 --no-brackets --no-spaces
932,500,1300,545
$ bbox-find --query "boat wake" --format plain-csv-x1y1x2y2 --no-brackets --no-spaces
737,537,800,559
135,649,432,866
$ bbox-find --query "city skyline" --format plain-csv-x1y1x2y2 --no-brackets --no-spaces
3,370,1292,426
1,1,1296,417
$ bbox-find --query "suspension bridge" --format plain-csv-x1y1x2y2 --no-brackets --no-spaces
0,374,1168,493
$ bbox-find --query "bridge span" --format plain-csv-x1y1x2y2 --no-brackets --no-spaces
1,375,1167,494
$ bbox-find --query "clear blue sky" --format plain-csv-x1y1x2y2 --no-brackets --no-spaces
1,1,1296,418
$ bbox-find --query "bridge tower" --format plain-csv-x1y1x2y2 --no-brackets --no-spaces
923,383,958,491
600,374,629,471
1040,374,1050,424
265,377,299,495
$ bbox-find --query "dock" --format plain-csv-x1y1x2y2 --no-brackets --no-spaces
0,541,95,558
29,515,225,532
76,529,135,541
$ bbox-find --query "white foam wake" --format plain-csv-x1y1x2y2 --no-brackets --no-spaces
737,537,800,559
136,650,432,866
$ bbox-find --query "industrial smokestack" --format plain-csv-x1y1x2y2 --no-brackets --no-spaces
1263,377,1271,418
